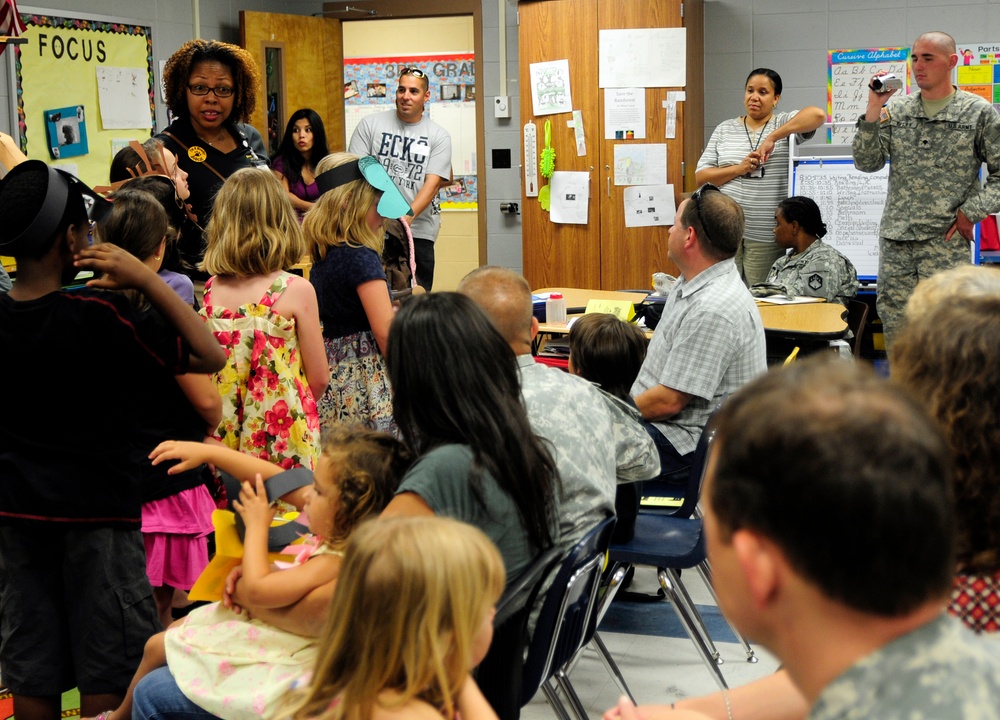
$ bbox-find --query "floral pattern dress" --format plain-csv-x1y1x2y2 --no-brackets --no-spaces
164,543,341,720
201,272,321,475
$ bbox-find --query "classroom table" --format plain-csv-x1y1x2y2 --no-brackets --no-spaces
533,287,848,340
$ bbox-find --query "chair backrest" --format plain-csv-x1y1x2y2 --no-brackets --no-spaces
520,515,617,704
671,396,727,520
846,299,869,359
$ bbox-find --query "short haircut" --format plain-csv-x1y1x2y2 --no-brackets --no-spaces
456,266,534,347
903,264,1000,321
202,167,305,276
777,196,827,239
916,31,957,56
304,152,384,261
746,68,782,96
162,39,260,123
710,357,955,616
682,187,744,260
893,280,1000,573
567,313,648,401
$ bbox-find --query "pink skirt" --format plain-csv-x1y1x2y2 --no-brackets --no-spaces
142,485,215,590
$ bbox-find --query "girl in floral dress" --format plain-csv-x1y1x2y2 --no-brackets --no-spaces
89,426,413,720
199,168,329,476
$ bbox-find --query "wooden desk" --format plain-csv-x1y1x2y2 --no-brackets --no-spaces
534,287,649,334
755,301,848,339
533,287,848,340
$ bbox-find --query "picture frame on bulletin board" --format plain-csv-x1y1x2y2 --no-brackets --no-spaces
45,105,89,159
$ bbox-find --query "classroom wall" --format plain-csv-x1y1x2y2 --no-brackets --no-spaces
702,0,1000,146
0,0,322,136
342,15,480,291
5,0,995,276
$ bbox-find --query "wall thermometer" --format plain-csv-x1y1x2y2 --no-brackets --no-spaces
524,120,539,198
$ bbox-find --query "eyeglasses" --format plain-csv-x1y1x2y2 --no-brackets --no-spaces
187,84,235,98
399,67,427,79
690,183,720,246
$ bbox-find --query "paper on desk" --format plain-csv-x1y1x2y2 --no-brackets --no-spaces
624,185,675,227
549,171,590,224
585,298,636,321
755,296,826,305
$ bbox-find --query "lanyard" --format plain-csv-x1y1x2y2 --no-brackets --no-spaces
743,116,770,152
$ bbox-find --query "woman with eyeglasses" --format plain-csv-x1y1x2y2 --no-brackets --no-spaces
695,69,826,287
157,40,270,270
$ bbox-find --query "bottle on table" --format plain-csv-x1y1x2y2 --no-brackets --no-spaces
546,292,567,324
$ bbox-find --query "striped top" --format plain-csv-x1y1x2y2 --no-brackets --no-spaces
697,111,813,243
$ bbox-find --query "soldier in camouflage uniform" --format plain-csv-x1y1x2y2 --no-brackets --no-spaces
606,358,1000,720
852,31,1000,348
751,195,859,306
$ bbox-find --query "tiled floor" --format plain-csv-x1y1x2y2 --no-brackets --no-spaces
520,566,780,719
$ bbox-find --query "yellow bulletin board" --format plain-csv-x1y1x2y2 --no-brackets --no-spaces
14,7,154,188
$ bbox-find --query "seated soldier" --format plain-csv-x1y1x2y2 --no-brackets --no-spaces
751,196,858,306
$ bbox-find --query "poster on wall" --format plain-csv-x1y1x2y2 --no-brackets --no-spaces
955,43,1000,110
827,47,910,145
44,104,88,159
15,8,154,185
343,52,477,209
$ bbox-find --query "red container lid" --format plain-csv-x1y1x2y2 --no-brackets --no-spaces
549,293,563,299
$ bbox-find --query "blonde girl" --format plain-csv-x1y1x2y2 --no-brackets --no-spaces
304,152,412,437
201,167,329,474
283,516,504,720
93,426,413,720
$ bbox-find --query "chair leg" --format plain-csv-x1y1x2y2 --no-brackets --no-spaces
541,677,577,720
594,562,629,628
554,670,592,720
590,631,636,704
668,567,723,665
657,568,729,691
696,561,757,663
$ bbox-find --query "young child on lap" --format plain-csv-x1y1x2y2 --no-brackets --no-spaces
91,426,412,720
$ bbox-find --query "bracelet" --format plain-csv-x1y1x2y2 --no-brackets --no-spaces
722,688,733,720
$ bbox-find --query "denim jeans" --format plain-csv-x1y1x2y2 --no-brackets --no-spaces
132,667,220,720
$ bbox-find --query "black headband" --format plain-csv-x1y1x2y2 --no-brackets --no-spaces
0,160,111,255
315,160,363,195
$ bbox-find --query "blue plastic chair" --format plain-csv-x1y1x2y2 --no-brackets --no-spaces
521,516,617,720
591,411,756,697
474,516,616,720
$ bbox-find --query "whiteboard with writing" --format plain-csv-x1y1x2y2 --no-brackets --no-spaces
828,48,910,145
792,159,889,280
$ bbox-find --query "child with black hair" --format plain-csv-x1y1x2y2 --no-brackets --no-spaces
568,313,650,543
95,187,222,631
0,160,226,720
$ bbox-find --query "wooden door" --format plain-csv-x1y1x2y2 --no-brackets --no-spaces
240,12,345,154
597,0,683,290
519,0,699,290
519,0,601,290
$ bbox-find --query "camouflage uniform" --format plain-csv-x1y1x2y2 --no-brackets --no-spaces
752,240,859,306
852,89,1000,346
516,354,660,554
809,614,1000,720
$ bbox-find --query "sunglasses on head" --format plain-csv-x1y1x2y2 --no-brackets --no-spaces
399,67,427,79
690,183,721,245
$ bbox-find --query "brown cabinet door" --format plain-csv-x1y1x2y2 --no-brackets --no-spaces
519,0,698,290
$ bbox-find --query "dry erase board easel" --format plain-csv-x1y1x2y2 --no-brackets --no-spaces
790,156,888,283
